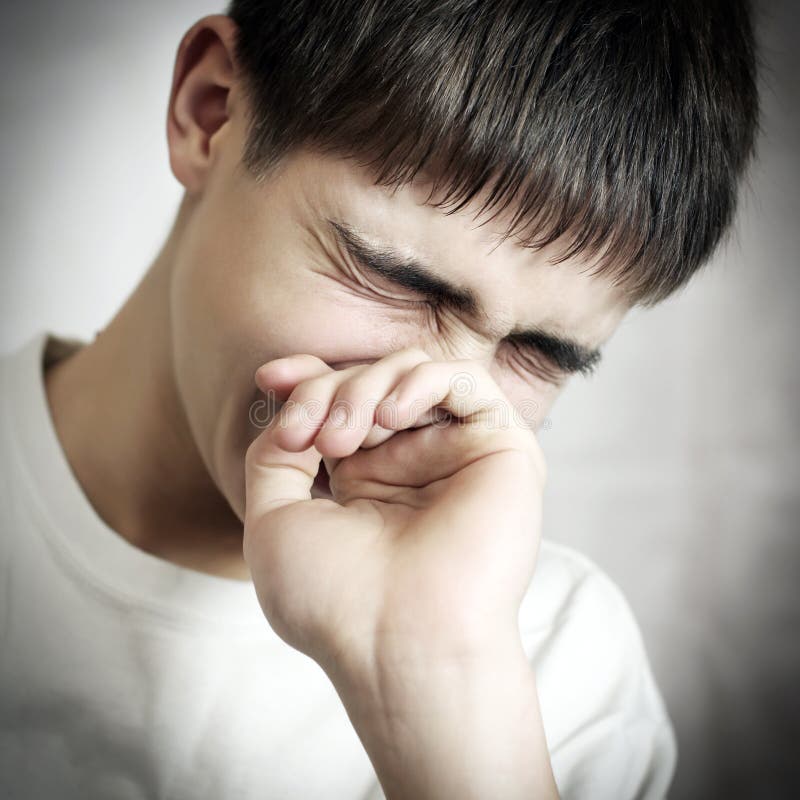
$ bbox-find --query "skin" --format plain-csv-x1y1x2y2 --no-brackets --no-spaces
43,13,632,799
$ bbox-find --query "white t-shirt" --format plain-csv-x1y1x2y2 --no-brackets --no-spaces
0,330,677,800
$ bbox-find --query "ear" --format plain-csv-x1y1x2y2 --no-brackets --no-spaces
166,14,240,194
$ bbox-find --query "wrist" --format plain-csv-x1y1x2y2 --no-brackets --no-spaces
326,633,559,800
345,637,529,730
323,618,526,712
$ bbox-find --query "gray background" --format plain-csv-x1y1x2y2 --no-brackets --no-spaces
1,2,797,798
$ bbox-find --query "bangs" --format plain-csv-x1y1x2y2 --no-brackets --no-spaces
230,0,760,306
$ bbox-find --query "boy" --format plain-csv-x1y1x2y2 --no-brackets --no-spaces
0,1,759,798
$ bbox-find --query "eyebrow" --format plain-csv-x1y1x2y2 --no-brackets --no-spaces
327,219,603,377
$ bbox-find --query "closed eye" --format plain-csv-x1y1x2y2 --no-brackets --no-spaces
503,338,567,386
357,270,436,309
327,218,603,378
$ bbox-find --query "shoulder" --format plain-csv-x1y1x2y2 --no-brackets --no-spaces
521,538,649,643
0,330,85,508
520,539,678,800
0,330,83,412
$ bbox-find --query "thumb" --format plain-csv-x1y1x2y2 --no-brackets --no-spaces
244,412,324,522
246,353,337,520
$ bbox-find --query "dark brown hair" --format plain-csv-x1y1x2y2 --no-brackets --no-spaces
225,0,761,306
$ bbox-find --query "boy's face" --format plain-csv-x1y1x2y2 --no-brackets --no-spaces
169,100,629,520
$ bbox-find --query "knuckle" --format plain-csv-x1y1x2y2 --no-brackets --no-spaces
326,397,359,429
332,382,374,426
335,373,373,404
290,374,331,401
408,359,438,381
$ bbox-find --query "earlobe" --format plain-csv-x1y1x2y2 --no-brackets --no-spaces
165,14,239,194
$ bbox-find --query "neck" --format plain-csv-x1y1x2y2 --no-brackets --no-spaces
44,198,250,581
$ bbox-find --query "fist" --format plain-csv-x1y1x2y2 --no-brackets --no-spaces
243,347,547,681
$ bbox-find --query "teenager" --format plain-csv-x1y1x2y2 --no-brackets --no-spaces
0,2,759,797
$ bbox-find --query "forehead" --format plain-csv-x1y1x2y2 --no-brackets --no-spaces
269,147,631,347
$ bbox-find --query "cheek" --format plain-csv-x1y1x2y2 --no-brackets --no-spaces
488,359,563,433
511,387,558,433
239,258,429,367
529,390,560,432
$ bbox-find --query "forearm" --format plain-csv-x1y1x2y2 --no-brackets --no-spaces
328,637,560,800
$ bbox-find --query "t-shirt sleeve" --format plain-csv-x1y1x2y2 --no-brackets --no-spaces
521,558,678,800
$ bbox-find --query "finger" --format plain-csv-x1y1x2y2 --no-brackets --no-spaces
271,364,367,452
331,418,545,505
249,355,335,441
374,360,545,472
374,361,511,429
313,347,433,458
255,353,335,399
360,405,447,449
